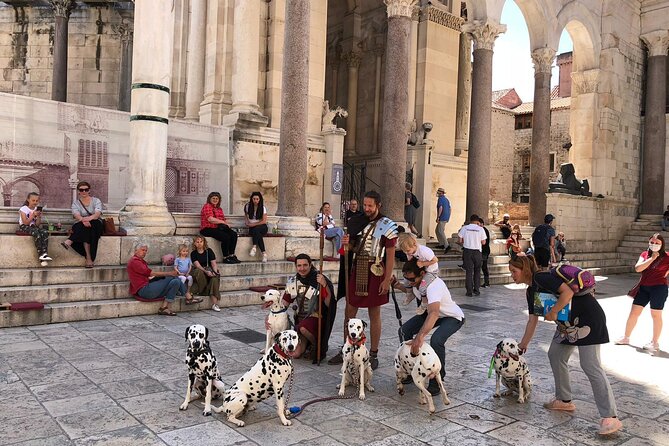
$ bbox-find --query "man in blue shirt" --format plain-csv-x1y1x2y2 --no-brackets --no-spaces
435,187,451,253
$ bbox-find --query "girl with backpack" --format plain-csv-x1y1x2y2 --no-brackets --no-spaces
615,233,669,355
508,251,622,436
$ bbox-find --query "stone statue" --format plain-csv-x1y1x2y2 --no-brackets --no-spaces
407,121,434,145
321,100,348,131
548,163,592,196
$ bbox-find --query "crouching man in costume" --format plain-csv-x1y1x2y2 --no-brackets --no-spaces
328,190,398,370
281,253,336,360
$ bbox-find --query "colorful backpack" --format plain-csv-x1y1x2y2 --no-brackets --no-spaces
551,264,595,296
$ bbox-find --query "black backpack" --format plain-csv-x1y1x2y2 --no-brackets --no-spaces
532,224,550,248
411,193,420,209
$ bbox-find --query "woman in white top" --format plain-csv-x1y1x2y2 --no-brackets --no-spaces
315,202,344,257
245,192,269,262
18,192,52,263
60,181,103,268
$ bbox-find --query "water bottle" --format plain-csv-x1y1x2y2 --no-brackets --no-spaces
56,220,62,231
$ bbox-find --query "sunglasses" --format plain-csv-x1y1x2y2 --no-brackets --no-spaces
403,275,419,283
78,188,90,192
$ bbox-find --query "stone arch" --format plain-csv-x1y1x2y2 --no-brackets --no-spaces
6,177,43,207
553,1,601,71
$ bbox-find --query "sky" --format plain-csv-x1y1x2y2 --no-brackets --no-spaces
492,1,574,102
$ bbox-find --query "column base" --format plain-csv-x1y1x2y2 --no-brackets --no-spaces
222,111,269,127
119,204,176,236
275,216,318,237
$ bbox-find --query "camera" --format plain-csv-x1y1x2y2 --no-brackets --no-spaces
36,206,43,211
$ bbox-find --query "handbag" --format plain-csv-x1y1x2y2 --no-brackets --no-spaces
627,281,640,298
103,217,116,235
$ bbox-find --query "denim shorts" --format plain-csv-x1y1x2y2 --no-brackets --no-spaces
633,285,668,310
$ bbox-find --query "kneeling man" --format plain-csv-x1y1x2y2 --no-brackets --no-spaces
393,258,465,395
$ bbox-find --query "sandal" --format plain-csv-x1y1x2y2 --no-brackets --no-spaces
185,296,204,305
158,307,177,316
60,241,70,250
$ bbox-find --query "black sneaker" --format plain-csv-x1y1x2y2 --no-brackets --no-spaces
465,292,473,297
327,351,343,365
458,264,465,270
481,283,490,288
444,246,452,254
473,290,481,296
370,356,379,370
426,380,440,396
223,257,235,264
231,255,241,264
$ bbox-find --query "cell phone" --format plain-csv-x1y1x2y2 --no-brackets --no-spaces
36,206,43,211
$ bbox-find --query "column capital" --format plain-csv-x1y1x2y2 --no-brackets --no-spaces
383,0,418,19
342,50,362,68
112,21,134,44
571,69,600,95
531,47,556,75
462,20,506,51
641,30,669,57
373,44,385,58
48,0,75,18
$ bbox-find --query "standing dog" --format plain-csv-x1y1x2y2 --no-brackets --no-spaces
262,289,290,353
213,329,298,427
394,341,450,413
492,338,532,403
180,324,225,416
338,318,374,400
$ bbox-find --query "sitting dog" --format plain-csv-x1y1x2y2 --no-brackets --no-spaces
180,324,225,416
492,338,532,403
337,318,374,400
262,289,290,353
394,341,450,413
213,329,298,427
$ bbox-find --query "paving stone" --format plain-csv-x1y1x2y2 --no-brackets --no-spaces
616,415,669,446
0,413,65,445
118,391,185,416
487,420,573,446
315,416,399,446
158,420,250,446
82,364,148,384
43,392,118,417
379,410,463,442
0,393,46,422
99,377,169,400
557,416,632,445
0,340,50,354
12,435,74,446
436,403,515,433
74,425,168,446
56,406,140,440
31,377,100,402
427,427,512,446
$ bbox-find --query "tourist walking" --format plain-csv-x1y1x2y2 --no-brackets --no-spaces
60,181,103,268
199,191,240,264
404,182,421,237
531,214,557,264
615,233,669,355
457,214,486,297
245,191,269,263
435,187,451,253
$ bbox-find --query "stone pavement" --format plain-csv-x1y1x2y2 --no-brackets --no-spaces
0,272,668,446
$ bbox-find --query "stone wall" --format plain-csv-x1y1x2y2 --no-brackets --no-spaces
489,107,514,202
0,5,125,108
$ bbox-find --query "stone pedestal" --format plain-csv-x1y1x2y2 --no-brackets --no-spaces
277,0,310,217
528,48,555,226
462,19,505,220
50,0,74,102
231,0,262,115
120,0,176,236
184,0,207,121
411,143,434,235
380,0,416,222
322,127,346,219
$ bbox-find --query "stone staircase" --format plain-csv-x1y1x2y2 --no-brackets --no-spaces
616,214,664,259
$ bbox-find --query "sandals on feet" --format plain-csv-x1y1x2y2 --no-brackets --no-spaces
185,296,204,305
60,241,70,250
158,307,177,316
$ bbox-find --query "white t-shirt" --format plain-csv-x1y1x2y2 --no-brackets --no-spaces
458,223,486,251
315,213,335,229
245,204,267,224
408,244,439,274
412,277,464,321
18,205,36,226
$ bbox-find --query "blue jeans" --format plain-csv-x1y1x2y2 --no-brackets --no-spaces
400,313,464,378
324,227,344,252
138,277,186,303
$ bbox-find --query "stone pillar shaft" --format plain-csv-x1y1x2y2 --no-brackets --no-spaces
185,0,207,120
231,0,261,114
641,31,669,214
380,0,416,222
277,0,310,217
50,0,74,102
343,51,361,154
528,48,555,226
116,18,133,112
121,0,176,235
372,47,383,154
454,32,471,155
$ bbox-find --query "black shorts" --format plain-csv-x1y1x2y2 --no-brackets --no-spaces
633,285,668,310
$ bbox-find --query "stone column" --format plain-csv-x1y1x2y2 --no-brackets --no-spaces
230,0,262,114
328,55,339,104
380,0,416,222
462,19,505,220
49,0,74,102
641,31,669,214
184,0,207,120
114,14,133,112
120,0,176,235
407,9,419,122
372,44,384,153
528,47,555,226
343,51,361,155
454,31,471,156
277,0,310,217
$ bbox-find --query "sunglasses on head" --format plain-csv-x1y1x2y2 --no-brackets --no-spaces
78,188,90,192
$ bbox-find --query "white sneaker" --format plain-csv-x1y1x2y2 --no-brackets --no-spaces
614,336,630,345
39,254,52,261
262,253,268,263
211,304,221,312
642,341,659,354
249,246,257,257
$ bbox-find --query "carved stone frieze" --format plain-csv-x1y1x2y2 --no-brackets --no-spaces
461,20,506,51
425,5,464,31
531,47,556,74
571,69,600,95
342,51,362,68
112,21,134,43
384,0,418,18
48,0,75,18
640,30,669,57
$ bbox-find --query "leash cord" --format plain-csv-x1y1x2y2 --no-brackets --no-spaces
287,394,355,419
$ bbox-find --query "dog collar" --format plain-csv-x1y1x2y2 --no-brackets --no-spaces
273,343,291,359
347,334,366,347
271,307,288,314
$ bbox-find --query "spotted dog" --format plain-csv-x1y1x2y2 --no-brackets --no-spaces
337,318,374,400
212,329,298,427
180,324,225,416
394,341,450,413
261,289,290,353
492,338,532,403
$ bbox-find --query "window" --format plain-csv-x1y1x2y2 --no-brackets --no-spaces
520,195,529,203
521,153,531,170
549,153,556,172
514,114,533,130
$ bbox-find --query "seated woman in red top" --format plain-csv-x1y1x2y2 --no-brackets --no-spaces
199,192,240,264
127,242,185,316
615,233,669,354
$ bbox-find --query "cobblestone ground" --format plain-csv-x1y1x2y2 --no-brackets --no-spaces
1,272,668,446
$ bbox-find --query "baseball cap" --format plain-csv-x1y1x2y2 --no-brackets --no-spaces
544,214,555,223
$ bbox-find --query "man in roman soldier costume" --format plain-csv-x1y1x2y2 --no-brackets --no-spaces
328,190,398,369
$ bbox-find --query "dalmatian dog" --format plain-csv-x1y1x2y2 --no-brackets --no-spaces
394,341,450,414
261,289,290,353
212,329,298,427
337,318,374,400
180,324,225,416
492,338,532,403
